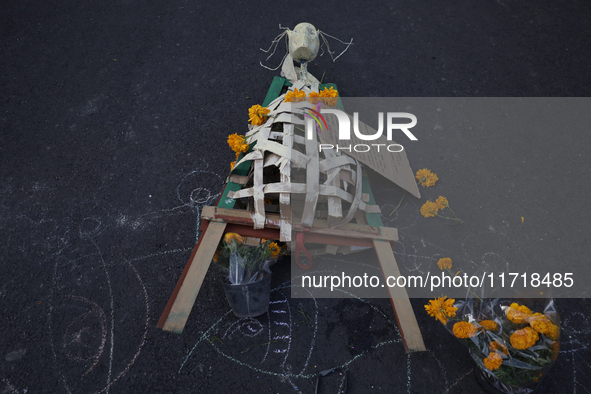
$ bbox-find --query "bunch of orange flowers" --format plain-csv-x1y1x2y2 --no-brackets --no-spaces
425,297,560,388
281,86,340,106
213,233,284,284
308,86,339,106
505,303,560,341
420,195,462,223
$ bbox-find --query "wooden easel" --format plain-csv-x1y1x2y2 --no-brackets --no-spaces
158,77,426,353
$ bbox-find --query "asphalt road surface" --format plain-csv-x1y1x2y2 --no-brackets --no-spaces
1,1,590,393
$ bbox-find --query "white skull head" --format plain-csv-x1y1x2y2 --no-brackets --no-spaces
287,23,320,63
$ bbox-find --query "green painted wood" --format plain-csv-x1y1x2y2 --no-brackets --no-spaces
217,181,243,209
262,76,290,107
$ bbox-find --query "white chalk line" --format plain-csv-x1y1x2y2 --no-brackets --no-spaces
89,238,115,394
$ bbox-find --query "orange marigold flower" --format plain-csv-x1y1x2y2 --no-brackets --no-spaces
437,257,453,270
268,242,281,258
308,91,320,104
453,321,478,339
483,352,503,370
510,326,539,350
505,303,533,324
529,313,559,340
227,133,249,153
285,88,307,103
420,201,439,218
319,86,338,97
424,296,457,325
224,232,244,245
489,340,509,355
480,320,499,332
248,104,270,126
213,248,220,263
435,196,449,210
415,168,438,187
318,86,339,106
230,161,236,170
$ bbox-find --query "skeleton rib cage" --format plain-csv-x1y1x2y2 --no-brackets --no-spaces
226,80,381,246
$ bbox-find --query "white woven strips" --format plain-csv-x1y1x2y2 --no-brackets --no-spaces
280,123,294,242
233,150,263,170
328,160,364,228
291,80,307,90
252,159,266,229
301,118,320,227
263,153,281,168
227,188,251,199
227,82,377,235
259,182,379,214
267,94,286,111
321,146,343,219
268,100,313,117
293,134,306,145
277,157,291,175
228,174,249,185
319,155,356,172
246,126,272,144
255,140,309,168
257,126,271,143
273,112,305,125
246,124,264,138
280,124,294,205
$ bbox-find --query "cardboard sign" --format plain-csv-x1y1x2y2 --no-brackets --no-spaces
318,111,421,198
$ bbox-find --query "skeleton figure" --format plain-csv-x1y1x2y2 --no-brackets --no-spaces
283,23,320,84
260,23,353,85
288,23,320,63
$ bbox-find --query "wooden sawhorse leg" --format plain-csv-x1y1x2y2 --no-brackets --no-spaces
158,220,227,333
373,239,426,352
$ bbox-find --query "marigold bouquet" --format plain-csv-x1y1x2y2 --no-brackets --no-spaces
426,297,560,393
213,233,280,284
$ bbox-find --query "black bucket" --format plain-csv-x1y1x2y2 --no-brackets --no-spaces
222,274,272,317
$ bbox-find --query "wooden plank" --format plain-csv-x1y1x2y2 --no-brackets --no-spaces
373,239,426,353
201,206,398,242
161,221,227,333
157,218,211,329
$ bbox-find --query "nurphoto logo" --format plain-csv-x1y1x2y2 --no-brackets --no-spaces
304,105,418,153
